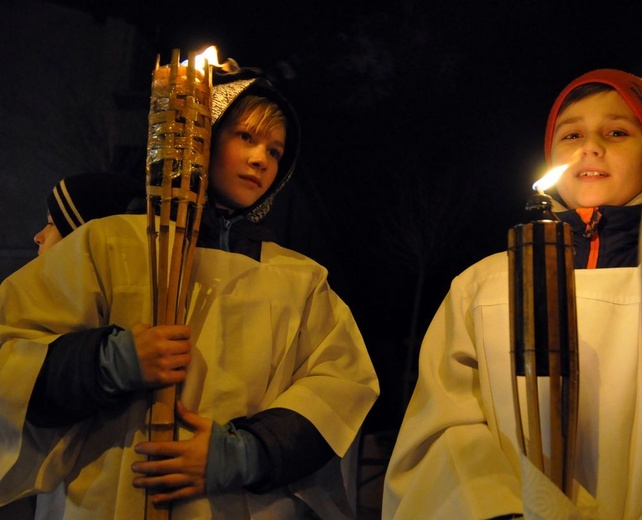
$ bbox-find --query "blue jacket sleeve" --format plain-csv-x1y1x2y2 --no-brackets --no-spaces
26,325,143,427
232,408,334,493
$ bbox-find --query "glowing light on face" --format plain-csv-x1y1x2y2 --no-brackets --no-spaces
532,164,569,193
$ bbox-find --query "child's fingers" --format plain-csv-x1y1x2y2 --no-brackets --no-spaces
154,324,191,340
132,472,189,489
134,441,181,459
131,473,204,504
176,401,210,432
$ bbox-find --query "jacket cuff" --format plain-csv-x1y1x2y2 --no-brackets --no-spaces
205,421,269,494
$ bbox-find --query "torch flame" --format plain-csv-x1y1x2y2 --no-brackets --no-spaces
180,45,240,74
181,45,222,70
532,164,569,193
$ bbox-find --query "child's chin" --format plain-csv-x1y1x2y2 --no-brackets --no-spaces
573,197,614,208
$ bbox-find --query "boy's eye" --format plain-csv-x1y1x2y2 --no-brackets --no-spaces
608,129,629,137
268,148,282,161
561,132,582,141
238,131,252,142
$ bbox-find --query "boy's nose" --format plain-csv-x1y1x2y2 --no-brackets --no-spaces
34,229,44,245
249,146,269,170
581,135,605,157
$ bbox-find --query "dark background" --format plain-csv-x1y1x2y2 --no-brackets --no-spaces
2,0,642,436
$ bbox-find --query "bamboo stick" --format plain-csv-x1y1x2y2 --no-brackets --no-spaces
522,224,544,470
545,223,563,489
562,223,580,495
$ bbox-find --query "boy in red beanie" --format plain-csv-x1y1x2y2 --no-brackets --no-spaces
384,69,642,519
546,69,642,269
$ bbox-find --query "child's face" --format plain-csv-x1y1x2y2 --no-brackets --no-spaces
33,213,62,255
550,90,642,209
209,117,286,212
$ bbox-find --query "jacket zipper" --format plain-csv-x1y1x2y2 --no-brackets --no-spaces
219,215,242,251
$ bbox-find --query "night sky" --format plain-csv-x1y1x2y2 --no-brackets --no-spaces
3,0,642,432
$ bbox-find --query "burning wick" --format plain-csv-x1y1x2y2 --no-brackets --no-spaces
532,164,569,194
181,45,239,73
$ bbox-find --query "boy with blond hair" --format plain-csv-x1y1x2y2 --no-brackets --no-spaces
384,69,642,519
0,68,378,519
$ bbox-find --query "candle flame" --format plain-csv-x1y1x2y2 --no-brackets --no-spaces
532,164,569,193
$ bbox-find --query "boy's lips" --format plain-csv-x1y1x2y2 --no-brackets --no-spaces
576,170,608,179
239,174,262,188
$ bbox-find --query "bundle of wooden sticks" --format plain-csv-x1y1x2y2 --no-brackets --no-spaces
508,193,579,497
144,48,212,520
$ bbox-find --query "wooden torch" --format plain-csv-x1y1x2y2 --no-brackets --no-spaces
145,48,212,519
508,166,579,497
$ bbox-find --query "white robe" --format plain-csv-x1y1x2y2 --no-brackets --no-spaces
383,252,642,520
0,214,379,519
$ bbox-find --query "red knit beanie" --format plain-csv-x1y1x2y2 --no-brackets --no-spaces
544,69,642,163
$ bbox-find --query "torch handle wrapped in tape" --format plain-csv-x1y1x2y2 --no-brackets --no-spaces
508,194,579,497
144,48,212,520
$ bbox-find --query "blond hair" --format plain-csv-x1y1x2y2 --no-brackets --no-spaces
224,95,286,135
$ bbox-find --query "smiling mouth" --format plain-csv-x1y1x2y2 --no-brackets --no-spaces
578,171,607,178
